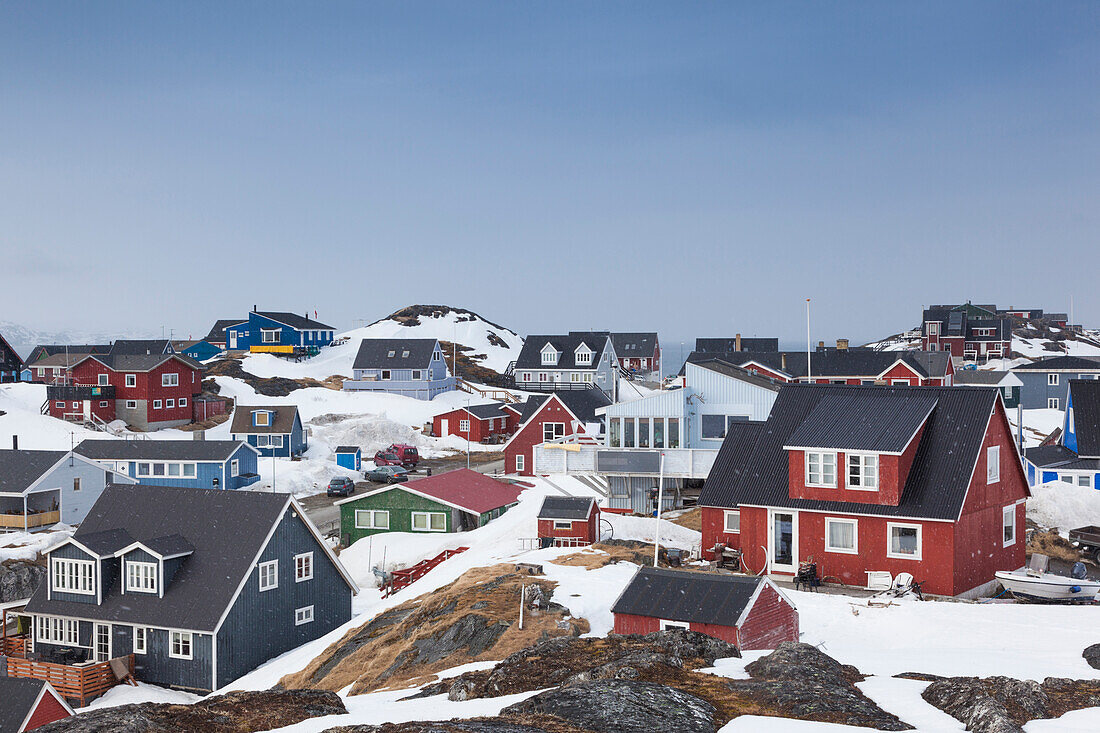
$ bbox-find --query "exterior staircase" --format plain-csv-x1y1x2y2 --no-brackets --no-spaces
455,379,521,403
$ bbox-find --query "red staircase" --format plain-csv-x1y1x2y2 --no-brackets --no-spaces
383,547,469,597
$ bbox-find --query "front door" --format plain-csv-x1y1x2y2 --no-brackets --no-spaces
768,510,797,574
440,419,448,436
94,623,111,662
229,331,238,349
83,401,92,421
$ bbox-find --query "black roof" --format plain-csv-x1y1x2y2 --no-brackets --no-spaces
953,370,1009,385
463,403,510,420
87,351,202,372
688,358,784,392
75,439,250,462
1012,355,1100,372
518,395,550,424
699,385,1005,521
611,567,775,627
685,349,951,380
537,496,596,520
0,678,62,733
610,333,658,356
255,311,334,331
786,390,938,453
516,388,612,427
205,319,245,342
143,533,195,557
514,333,611,370
334,445,360,454
26,484,297,631
696,337,779,353
1070,380,1100,458
1023,444,1100,471
28,344,110,363
0,450,67,493
229,404,300,435
352,338,440,370
108,339,174,355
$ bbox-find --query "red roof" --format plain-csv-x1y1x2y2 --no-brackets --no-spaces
399,468,523,514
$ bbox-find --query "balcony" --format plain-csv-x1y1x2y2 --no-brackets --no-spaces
7,653,135,706
45,383,116,401
532,443,718,479
0,510,61,530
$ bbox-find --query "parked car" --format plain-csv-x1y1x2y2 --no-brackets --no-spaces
365,466,410,484
373,452,402,467
376,443,419,469
327,477,356,497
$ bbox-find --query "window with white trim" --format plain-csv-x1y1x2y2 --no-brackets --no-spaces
1048,398,1060,409
98,373,109,386
231,459,239,477
659,619,689,630
411,512,447,532
54,401,64,409
1002,505,1016,546
846,454,878,490
125,400,137,409
52,557,95,595
575,349,592,365
133,626,147,654
459,419,470,432
887,523,921,559
381,370,391,380
1048,373,1059,386
543,422,565,443
412,370,422,380
355,509,389,529
294,552,313,582
166,398,175,408
254,411,271,426
295,605,315,626
541,347,558,365
986,446,1000,484
169,631,192,659
515,454,525,472
162,372,179,387
553,520,572,530
180,397,188,407
723,510,740,533
152,400,162,410
261,328,279,343
825,518,858,554
258,560,278,591
126,561,158,593
125,374,137,388
805,452,837,487
37,616,79,645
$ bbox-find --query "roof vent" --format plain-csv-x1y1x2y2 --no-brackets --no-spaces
388,350,395,358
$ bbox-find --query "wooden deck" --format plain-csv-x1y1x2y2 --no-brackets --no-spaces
0,634,30,657
7,654,134,707
0,510,61,529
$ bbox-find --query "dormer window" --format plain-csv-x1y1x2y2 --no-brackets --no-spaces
575,346,593,365
126,561,158,593
253,411,271,427
846,454,878,490
52,557,95,595
541,344,559,366
805,452,837,488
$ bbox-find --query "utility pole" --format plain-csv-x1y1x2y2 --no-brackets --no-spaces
653,452,665,566
806,299,812,381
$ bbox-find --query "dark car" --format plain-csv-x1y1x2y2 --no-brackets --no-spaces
365,466,410,484
326,477,356,497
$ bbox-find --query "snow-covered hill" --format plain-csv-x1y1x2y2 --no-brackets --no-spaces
864,323,1100,362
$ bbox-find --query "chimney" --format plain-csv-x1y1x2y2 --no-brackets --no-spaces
781,353,787,371
253,304,257,312
735,333,741,351
836,338,849,350
12,435,17,450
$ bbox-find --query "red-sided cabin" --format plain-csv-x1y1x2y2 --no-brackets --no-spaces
433,403,514,443
503,389,610,476
699,384,1029,599
0,678,74,732
612,567,798,650
537,496,600,546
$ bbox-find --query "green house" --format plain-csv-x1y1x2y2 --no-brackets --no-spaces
336,468,522,546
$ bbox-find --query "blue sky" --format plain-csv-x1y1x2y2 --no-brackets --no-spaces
1,2,1098,346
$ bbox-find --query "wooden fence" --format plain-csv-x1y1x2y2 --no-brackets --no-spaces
383,547,469,597
7,654,134,707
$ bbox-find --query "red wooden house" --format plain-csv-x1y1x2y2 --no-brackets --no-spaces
611,333,660,376
504,388,611,476
537,496,600,546
612,567,798,650
699,384,1029,599
433,403,515,443
0,678,74,732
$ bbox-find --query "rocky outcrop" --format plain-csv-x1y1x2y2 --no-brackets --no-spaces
0,560,46,603
922,675,1100,733
35,690,346,733
1084,643,1100,671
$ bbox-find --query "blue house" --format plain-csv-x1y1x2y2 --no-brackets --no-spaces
175,339,223,363
335,446,361,471
1024,379,1100,490
1010,355,1100,410
224,308,335,355
343,338,454,399
74,439,261,490
230,405,308,457
24,484,357,696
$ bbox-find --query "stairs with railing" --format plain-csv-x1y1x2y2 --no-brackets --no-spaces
455,379,521,403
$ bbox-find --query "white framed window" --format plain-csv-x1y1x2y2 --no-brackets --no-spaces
294,552,313,582
133,626,147,654
381,370,391,380
53,401,64,409
137,462,152,477
1048,398,1060,409
125,400,137,409
1002,505,1016,547
295,606,314,626
261,328,279,343
98,373,109,386
825,518,858,554
73,477,81,492
887,523,922,560
575,349,592,365
846,454,878,490
723,510,740,533
543,422,565,443
412,370,422,380
805,452,837,487
125,374,137,388
180,397,188,407
52,557,95,595
541,347,558,365
37,617,79,645
1048,373,1059,386
126,561,158,593
258,560,278,591
659,619,689,630
254,411,271,426
269,434,284,448
166,398,175,408
986,445,1000,484
553,520,572,530
99,400,109,407
355,509,390,529
161,372,179,387
169,631,192,660
411,512,447,532
230,459,239,477
72,402,80,409
459,419,470,432
153,399,162,410
928,322,939,335
515,454,525,472
182,463,196,477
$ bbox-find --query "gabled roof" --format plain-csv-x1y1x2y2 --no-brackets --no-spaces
688,358,784,392
1024,444,1099,471
253,311,334,331
610,333,658,355
0,678,72,733
82,351,202,372
611,567,786,628
26,484,353,631
695,337,779,353
514,333,611,370
334,445,361,454
28,344,110,363
205,319,245,342
75,439,254,462
352,338,441,370
785,391,938,454
229,405,300,435
1069,379,1100,458
699,385,1010,521
108,339,174,356
953,370,1020,386
1012,355,1100,372
339,468,522,515
462,403,511,420
537,496,596,520
0,450,67,494
685,349,950,380
515,388,612,428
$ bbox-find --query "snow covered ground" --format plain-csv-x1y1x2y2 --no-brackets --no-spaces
1028,480,1100,531
0,525,72,563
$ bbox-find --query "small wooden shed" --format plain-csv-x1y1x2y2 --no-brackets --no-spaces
537,496,600,546
335,445,362,472
611,567,798,650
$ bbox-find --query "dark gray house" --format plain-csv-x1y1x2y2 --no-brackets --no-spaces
1011,355,1100,409
24,484,357,693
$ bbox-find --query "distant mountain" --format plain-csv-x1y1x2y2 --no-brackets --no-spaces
0,320,159,360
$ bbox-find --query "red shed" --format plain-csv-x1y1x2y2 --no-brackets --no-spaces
612,567,798,650
0,678,74,732
433,403,514,443
537,496,600,546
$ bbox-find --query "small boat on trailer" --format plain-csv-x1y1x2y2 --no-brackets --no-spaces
995,554,1100,603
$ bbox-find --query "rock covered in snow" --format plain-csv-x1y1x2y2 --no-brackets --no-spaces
0,560,46,603
1085,643,1100,671
922,675,1100,733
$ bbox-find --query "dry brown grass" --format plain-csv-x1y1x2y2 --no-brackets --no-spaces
670,507,702,531
280,564,587,696
1029,530,1085,564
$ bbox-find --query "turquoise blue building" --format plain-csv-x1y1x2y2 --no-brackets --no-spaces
177,339,223,362
335,446,361,471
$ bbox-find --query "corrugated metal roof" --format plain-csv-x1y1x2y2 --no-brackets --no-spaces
611,567,767,627
352,338,440,370
229,405,299,434
514,333,610,370
537,496,595,520
785,391,937,453
0,450,66,493
76,439,246,462
1070,380,1100,458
